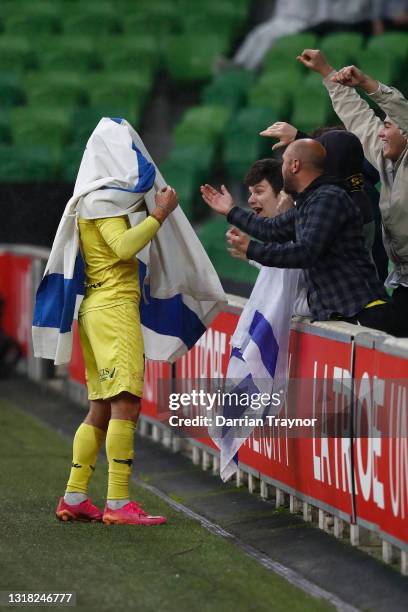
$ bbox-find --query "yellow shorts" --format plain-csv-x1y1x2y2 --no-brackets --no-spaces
78,302,145,400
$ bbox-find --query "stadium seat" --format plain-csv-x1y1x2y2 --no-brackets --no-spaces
0,37,34,72
320,32,364,68
274,32,319,54
159,160,195,220
166,34,229,82
178,0,250,21
0,111,11,144
70,108,139,147
86,72,154,126
161,144,215,220
173,105,230,147
160,142,218,221
166,144,215,181
198,217,259,284
63,5,121,36
59,145,84,182
101,36,160,72
205,0,250,23
4,4,61,36
36,37,100,73
365,34,408,93
223,107,276,180
25,73,88,108
122,2,180,34
11,108,70,153
248,71,302,120
367,32,408,62
263,32,319,74
201,69,255,112
180,1,248,39
0,74,25,107
357,49,396,89
179,14,236,40
291,73,334,134
0,145,56,182
262,53,303,77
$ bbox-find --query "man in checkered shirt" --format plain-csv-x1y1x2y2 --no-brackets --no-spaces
201,139,397,335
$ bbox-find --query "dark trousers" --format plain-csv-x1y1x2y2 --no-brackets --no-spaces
392,285,408,337
334,302,398,336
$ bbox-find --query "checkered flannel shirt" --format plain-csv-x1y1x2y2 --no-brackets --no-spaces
227,176,387,320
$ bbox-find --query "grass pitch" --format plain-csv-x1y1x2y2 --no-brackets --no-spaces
0,399,334,612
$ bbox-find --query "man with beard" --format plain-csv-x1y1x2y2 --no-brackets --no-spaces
201,139,396,334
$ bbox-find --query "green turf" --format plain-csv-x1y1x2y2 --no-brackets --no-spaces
0,401,334,612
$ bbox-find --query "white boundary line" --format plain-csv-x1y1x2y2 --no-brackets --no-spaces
134,477,361,612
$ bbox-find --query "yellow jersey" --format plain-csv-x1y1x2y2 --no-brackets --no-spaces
78,215,160,314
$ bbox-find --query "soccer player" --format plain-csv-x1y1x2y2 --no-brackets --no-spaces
56,185,178,525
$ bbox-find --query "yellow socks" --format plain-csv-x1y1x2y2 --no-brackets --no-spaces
65,423,105,496
106,419,136,501
65,419,136,505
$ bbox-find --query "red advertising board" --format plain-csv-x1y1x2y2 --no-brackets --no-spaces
174,309,240,451
0,252,32,355
353,341,408,548
68,322,86,384
239,328,355,519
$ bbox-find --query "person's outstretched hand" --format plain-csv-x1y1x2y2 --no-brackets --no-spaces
226,226,250,258
200,183,234,216
260,121,297,150
297,49,333,77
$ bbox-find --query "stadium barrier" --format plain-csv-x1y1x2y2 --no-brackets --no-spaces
1,244,407,575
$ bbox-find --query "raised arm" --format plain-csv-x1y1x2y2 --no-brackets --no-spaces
333,64,408,137
97,186,178,260
297,49,384,169
96,216,160,260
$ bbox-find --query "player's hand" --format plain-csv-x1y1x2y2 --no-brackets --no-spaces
260,121,297,150
152,186,178,223
155,185,178,212
226,227,250,258
201,183,234,216
297,49,333,77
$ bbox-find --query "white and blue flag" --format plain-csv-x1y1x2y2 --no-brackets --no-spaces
210,266,301,481
32,117,226,365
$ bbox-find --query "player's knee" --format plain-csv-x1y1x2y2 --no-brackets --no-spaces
110,392,141,421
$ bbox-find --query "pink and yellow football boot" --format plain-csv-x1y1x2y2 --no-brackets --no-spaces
56,497,103,522
102,501,167,525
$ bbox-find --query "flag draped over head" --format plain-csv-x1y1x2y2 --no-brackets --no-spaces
32,117,226,365
209,266,301,481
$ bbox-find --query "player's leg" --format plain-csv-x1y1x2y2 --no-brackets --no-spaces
64,399,110,502
105,391,139,508
56,315,107,522
99,303,166,525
